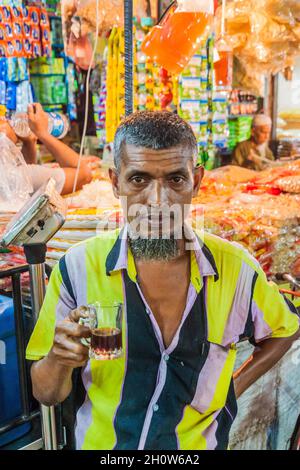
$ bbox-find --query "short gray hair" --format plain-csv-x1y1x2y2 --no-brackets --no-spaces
113,111,198,171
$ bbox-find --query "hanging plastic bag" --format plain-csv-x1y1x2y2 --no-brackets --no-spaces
141,0,214,74
0,133,33,212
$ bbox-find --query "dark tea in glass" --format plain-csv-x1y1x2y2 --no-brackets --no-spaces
80,303,123,360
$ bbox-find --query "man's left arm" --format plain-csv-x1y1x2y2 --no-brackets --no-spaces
233,266,300,398
234,330,300,398
20,133,38,164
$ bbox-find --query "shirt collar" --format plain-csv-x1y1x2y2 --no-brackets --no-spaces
105,224,219,291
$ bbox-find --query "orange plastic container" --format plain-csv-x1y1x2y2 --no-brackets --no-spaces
214,40,233,90
141,0,214,75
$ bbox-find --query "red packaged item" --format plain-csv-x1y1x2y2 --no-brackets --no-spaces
23,38,32,57
31,25,40,41
0,41,7,57
40,7,50,27
29,6,40,25
4,23,13,39
11,6,22,20
22,6,29,22
13,39,23,57
0,25,6,41
32,41,41,57
23,23,31,38
42,43,51,57
41,25,51,56
0,6,12,23
6,40,15,57
13,21,24,39
41,26,50,43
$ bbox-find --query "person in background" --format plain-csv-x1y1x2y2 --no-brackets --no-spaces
0,103,92,195
232,114,275,171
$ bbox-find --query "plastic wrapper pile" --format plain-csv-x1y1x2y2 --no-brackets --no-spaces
46,207,123,267
215,0,300,94
46,178,122,266
192,163,300,277
0,133,33,212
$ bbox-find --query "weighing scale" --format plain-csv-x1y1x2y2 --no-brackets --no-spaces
0,178,67,450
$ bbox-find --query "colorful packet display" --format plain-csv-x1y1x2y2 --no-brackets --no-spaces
0,5,51,58
178,38,214,168
16,80,33,113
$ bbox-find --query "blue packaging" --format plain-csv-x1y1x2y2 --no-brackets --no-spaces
0,295,31,447
0,58,6,81
0,80,6,105
17,58,29,82
6,58,18,82
6,82,17,110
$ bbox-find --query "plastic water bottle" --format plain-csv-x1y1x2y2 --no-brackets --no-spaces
10,112,70,139
47,112,70,139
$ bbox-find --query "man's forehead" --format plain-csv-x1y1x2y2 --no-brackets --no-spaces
122,144,194,164
254,125,271,131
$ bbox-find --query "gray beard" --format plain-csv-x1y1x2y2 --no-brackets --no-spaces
129,237,179,261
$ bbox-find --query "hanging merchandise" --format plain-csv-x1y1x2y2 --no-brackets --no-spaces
134,17,177,113
61,0,123,69
0,4,52,59
215,0,300,83
0,57,33,114
141,0,214,75
29,5,79,121
92,54,107,148
214,0,233,91
178,36,225,169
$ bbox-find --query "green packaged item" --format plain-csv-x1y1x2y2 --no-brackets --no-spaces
180,77,202,99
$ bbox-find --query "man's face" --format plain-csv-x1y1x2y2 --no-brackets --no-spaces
252,125,271,145
110,144,203,240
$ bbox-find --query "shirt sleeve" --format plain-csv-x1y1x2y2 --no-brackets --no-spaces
249,266,300,342
26,262,76,361
27,165,66,194
232,143,244,167
266,147,275,161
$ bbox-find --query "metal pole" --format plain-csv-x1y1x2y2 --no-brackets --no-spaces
12,273,30,418
124,0,134,116
28,264,46,323
26,245,58,451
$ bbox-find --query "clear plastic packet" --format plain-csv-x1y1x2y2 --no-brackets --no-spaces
0,133,33,212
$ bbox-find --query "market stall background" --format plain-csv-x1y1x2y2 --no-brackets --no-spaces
0,0,300,451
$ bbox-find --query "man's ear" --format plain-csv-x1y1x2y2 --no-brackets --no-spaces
109,168,120,199
192,165,204,197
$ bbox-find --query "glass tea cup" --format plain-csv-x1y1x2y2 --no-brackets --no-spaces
79,302,123,360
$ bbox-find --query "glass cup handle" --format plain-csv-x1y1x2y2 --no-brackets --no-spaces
78,317,91,347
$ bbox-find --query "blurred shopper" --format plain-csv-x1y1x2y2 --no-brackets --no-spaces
0,103,92,195
232,114,274,171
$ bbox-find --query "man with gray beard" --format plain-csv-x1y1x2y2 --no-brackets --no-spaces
27,111,300,450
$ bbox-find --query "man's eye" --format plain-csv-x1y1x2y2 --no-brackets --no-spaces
171,176,184,184
131,176,146,184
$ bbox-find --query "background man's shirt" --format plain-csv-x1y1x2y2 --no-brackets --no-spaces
232,139,274,171
26,228,299,450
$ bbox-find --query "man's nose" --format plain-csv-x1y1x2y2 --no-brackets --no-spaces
147,180,168,205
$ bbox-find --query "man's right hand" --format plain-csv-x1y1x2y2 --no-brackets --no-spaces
47,307,91,369
27,103,49,140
